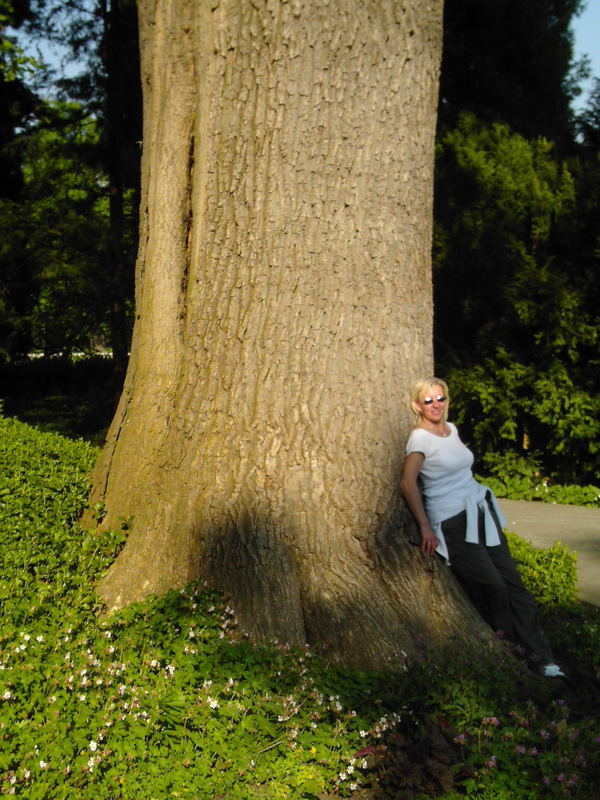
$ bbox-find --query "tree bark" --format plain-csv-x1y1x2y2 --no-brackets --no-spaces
87,0,492,670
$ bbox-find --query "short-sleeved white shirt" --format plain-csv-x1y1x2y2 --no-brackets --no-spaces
405,423,504,560
406,423,475,505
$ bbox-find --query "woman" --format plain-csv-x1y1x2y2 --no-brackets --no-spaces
400,377,564,677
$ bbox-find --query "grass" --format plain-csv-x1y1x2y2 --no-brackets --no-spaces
1,414,599,799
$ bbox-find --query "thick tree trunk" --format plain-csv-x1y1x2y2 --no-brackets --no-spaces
87,0,491,670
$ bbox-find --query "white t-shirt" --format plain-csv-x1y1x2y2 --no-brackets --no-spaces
405,422,504,560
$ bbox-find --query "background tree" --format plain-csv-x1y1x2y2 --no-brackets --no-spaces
0,0,41,358
85,0,493,671
434,114,598,483
33,0,142,381
438,0,585,147
433,0,599,488
0,0,141,376
21,102,139,357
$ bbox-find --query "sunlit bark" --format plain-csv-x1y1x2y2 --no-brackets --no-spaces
86,0,491,670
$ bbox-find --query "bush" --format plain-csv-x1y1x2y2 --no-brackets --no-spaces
476,451,600,508
505,532,578,610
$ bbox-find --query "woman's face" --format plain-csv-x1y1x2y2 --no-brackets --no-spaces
416,384,447,425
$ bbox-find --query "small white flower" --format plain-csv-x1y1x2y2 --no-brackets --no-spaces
89,741,98,752
208,697,219,709
2,690,12,700
79,694,86,702
36,635,44,643
359,729,368,738
87,757,95,772
39,761,47,769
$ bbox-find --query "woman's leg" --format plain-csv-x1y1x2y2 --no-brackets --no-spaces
442,506,554,664
442,511,516,639
482,498,554,663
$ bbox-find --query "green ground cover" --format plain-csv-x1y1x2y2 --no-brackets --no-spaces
1,415,599,799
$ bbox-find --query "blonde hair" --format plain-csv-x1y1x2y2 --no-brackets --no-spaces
410,376,450,425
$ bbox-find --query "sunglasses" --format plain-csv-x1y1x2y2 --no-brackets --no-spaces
422,395,447,405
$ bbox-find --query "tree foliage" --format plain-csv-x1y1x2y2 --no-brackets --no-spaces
434,114,599,484
0,0,41,357
433,0,600,486
0,0,140,366
439,0,585,147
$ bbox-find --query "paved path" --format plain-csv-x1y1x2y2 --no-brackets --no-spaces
498,499,600,607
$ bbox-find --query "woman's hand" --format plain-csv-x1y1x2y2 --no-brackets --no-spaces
420,525,440,556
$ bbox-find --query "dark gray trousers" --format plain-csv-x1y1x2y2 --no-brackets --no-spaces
441,494,554,665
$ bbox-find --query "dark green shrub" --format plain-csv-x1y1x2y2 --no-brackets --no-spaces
505,532,578,609
476,450,600,508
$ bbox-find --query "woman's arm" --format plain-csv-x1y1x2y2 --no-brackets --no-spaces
400,452,440,556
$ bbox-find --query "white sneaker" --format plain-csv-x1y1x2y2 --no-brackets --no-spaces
542,663,565,678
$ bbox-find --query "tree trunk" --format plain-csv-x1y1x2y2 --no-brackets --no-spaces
87,0,491,670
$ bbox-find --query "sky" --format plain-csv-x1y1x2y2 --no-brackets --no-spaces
572,0,600,110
